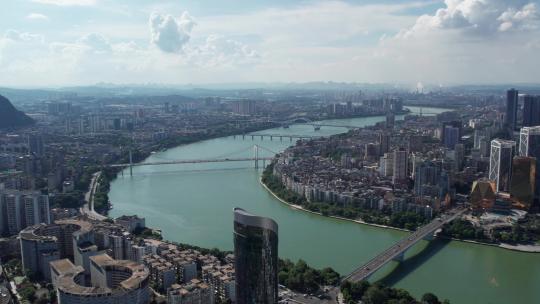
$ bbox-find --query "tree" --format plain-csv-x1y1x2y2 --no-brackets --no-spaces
19,285,36,302
422,293,441,304
362,285,389,304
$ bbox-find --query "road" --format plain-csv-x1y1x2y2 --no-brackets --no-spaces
81,171,107,221
280,286,339,304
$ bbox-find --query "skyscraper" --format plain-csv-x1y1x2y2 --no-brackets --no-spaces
519,126,540,204
233,208,278,304
0,190,50,236
454,143,465,171
523,95,540,127
414,161,440,196
385,112,395,129
443,125,460,149
27,133,44,157
505,89,518,132
392,149,408,185
378,132,389,156
510,156,536,210
489,139,516,193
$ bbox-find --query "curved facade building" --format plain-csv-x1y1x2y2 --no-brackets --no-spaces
51,254,150,304
233,208,278,304
19,219,93,281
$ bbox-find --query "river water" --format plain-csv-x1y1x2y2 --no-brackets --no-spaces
109,107,540,304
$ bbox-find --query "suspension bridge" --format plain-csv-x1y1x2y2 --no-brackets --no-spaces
106,145,279,176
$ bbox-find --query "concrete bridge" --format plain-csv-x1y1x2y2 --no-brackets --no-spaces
343,207,467,282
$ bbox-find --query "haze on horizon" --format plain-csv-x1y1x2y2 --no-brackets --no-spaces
0,0,539,87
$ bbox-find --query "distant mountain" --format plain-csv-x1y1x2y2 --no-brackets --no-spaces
0,95,34,129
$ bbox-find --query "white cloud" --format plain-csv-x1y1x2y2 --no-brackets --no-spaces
1,1,540,85
498,3,539,32
77,33,111,52
26,13,49,21
31,0,97,6
149,11,196,53
188,35,260,68
4,30,44,43
398,0,539,38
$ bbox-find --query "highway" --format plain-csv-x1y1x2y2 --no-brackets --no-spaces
81,171,107,221
344,207,467,282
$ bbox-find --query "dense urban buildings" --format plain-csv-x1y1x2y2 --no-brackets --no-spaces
50,254,150,304
233,208,279,304
2,83,540,304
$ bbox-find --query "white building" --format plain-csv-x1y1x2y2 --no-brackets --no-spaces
489,139,516,193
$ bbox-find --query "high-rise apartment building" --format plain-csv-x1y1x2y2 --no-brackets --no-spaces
414,161,440,196
523,95,540,127
233,100,257,116
0,190,50,236
27,133,44,157
392,149,408,185
379,132,390,156
489,139,516,193
505,89,518,132
443,126,460,149
454,143,465,171
385,112,395,129
233,208,278,304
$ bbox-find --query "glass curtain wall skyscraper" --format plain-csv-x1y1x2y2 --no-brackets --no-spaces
523,95,540,127
520,126,540,205
505,89,518,133
489,139,516,193
233,208,278,304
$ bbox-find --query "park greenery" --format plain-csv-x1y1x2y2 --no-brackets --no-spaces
341,281,450,304
262,163,429,230
133,226,163,241
440,219,487,241
278,259,340,294
51,191,84,209
441,216,540,245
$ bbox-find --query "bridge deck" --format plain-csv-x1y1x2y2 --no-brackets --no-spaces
108,157,274,168
246,133,321,138
344,208,467,282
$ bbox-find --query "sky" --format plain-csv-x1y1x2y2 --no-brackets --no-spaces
0,0,539,87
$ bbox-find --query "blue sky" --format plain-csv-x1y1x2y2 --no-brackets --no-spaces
0,0,539,86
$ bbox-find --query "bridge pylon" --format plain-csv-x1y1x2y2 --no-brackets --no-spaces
254,145,259,169
129,150,133,176
392,252,405,262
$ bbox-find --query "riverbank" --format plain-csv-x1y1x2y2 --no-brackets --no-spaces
260,176,540,254
259,177,411,233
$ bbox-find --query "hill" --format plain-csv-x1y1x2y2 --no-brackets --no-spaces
0,95,34,129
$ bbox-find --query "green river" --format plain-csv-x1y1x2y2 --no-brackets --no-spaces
109,107,540,304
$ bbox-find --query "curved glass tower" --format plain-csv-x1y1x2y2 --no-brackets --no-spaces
233,208,278,304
